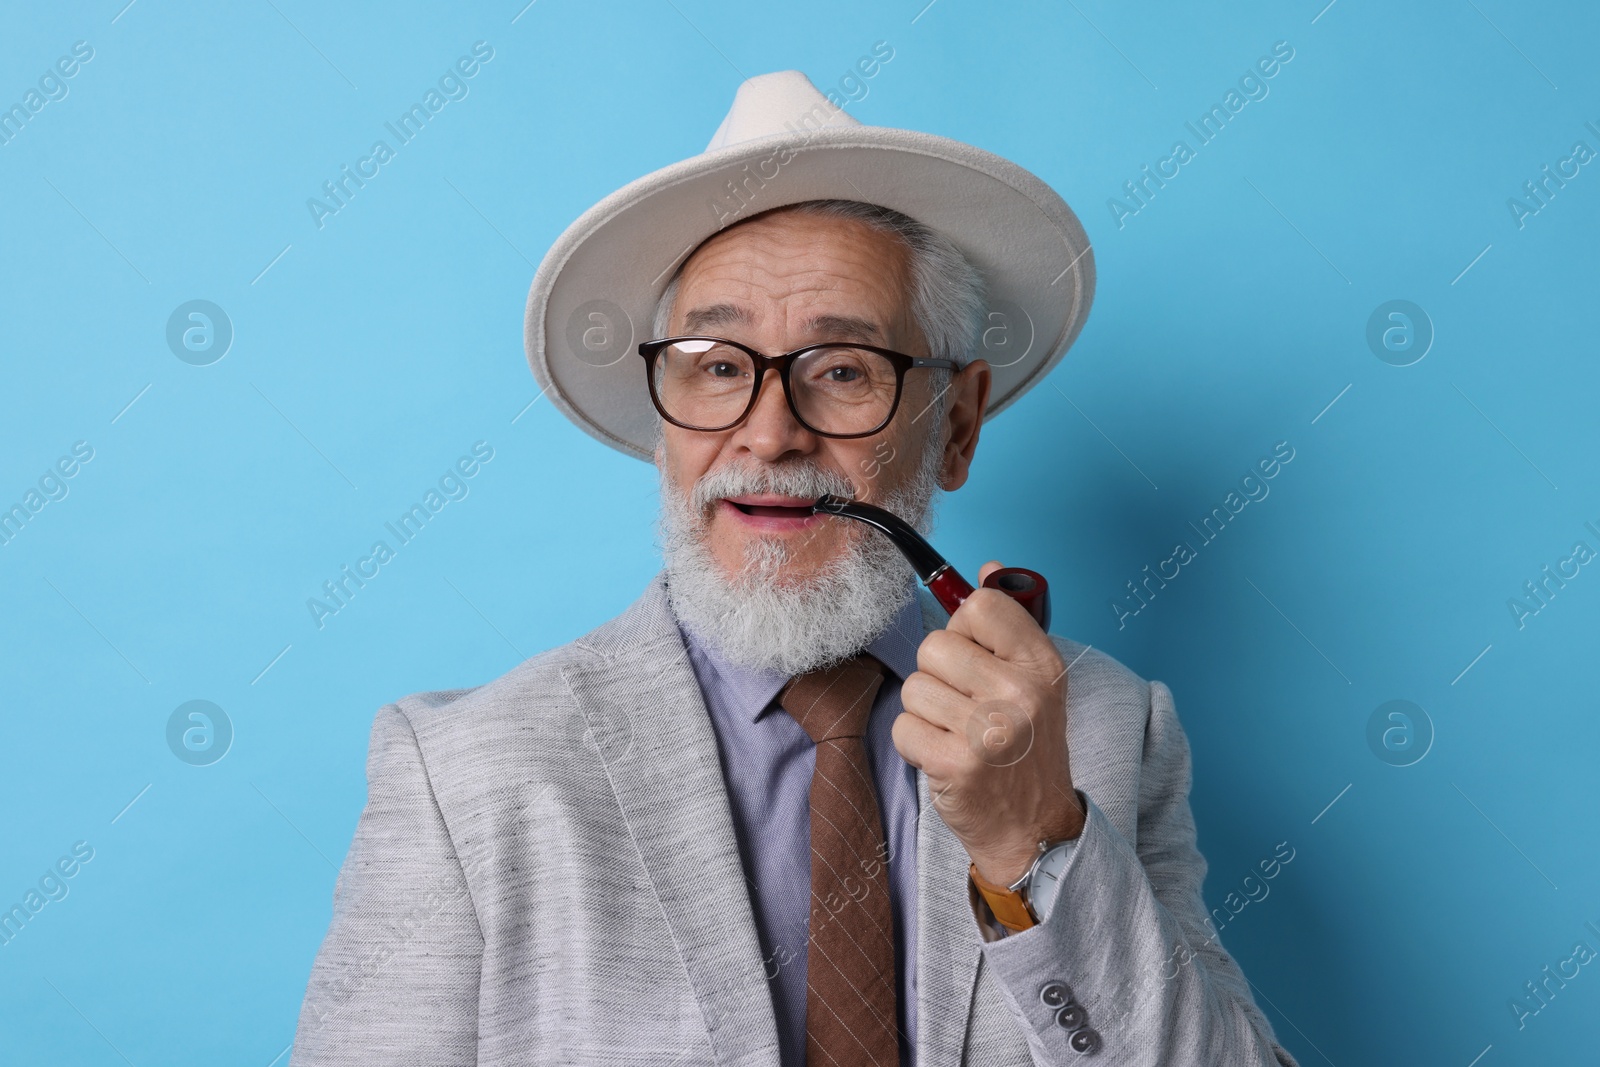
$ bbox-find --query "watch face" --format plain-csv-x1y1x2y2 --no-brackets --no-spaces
1026,843,1074,924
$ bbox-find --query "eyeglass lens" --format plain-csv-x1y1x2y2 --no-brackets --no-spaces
652,339,900,435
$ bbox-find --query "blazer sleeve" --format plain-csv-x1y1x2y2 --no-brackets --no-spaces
973,679,1300,1066
289,704,483,1066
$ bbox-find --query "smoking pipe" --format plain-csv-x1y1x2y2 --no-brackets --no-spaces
811,495,1050,631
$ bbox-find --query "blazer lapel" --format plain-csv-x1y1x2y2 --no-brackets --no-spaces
560,575,780,1067
912,586,982,1067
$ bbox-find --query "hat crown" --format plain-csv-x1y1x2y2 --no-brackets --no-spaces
704,70,861,152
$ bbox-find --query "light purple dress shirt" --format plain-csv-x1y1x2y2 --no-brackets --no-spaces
676,583,934,1067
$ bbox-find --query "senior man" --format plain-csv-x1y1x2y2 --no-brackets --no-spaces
291,71,1298,1066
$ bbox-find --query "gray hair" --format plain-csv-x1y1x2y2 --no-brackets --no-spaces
650,199,987,419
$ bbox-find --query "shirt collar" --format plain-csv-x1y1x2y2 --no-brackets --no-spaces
677,579,926,725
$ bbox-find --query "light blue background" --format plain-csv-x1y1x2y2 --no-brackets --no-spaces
2,1,1596,1063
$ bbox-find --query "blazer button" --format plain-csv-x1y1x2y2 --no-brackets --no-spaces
1069,1027,1102,1054
1054,1004,1087,1030
1039,981,1071,1008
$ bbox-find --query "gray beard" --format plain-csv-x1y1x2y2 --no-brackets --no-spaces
656,432,946,676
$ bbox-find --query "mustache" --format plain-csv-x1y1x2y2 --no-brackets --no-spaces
688,459,859,517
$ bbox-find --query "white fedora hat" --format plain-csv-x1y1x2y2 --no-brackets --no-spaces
523,70,1094,461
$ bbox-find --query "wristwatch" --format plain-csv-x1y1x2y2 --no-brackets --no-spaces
970,836,1076,932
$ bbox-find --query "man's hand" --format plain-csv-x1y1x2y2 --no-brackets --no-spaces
893,560,1085,887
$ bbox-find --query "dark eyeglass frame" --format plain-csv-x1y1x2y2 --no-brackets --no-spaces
638,335,959,439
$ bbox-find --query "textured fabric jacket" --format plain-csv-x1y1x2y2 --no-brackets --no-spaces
290,573,1299,1066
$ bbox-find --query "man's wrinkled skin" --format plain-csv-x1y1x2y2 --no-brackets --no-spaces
655,208,1084,885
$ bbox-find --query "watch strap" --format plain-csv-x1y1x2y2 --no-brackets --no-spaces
969,861,1037,932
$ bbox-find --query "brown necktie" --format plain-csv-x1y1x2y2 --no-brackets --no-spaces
777,653,900,1067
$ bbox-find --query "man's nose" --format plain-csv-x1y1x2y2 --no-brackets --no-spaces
732,367,817,461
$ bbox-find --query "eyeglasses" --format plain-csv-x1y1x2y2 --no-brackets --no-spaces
638,335,959,439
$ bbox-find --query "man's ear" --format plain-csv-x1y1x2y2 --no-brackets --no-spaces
939,359,990,491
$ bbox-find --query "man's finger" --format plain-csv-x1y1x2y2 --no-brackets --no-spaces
900,667,975,733
946,587,1059,671
976,559,1005,584
916,628,1029,704
891,704,963,771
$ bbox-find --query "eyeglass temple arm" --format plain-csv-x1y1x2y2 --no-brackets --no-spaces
810,495,1050,630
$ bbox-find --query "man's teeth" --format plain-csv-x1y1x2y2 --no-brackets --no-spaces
730,501,813,517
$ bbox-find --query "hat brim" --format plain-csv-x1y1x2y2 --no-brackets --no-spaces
524,125,1094,461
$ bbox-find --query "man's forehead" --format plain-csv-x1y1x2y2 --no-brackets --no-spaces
662,209,927,355
679,302,886,343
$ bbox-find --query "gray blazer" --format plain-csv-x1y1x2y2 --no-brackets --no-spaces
290,573,1298,1066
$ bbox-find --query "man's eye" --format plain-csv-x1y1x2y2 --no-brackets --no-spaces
708,361,740,377
824,365,861,382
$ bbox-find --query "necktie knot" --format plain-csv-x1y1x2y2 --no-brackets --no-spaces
777,653,887,744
